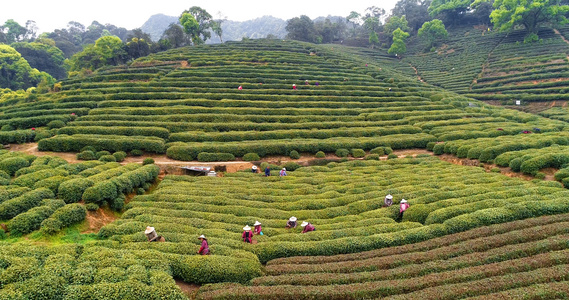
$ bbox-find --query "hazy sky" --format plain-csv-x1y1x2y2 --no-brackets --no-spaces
1,0,399,34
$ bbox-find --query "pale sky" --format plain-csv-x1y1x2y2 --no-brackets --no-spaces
1,0,399,34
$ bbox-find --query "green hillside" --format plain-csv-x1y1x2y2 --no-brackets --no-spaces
3,36,569,298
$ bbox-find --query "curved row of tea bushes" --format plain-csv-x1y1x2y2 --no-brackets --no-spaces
38,134,166,153
167,134,435,160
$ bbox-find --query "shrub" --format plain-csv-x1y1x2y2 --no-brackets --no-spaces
282,162,301,171
388,154,398,159
1,125,14,131
335,149,349,157
0,188,54,219
173,255,262,284
351,149,366,158
142,158,155,165
99,155,117,162
58,178,94,204
535,172,546,179
111,195,125,211
77,151,97,161
86,203,99,211
491,168,501,173
81,146,97,152
0,157,30,176
165,147,192,161
370,147,385,156
112,151,127,162
365,154,380,160
41,203,87,234
47,120,66,129
83,181,118,205
243,153,261,161
315,151,326,158
96,151,112,159
8,199,65,236
131,149,143,156
136,188,145,195
289,150,300,159
197,152,235,162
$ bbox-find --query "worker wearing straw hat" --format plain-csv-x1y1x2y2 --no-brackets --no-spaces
286,216,297,229
253,221,262,235
145,226,159,242
398,199,410,222
301,221,315,233
197,235,210,255
242,225,253,243
279,168,287,176
252,165,258,173
384,194,393,207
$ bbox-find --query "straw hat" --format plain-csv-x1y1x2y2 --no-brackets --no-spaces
252,166,258,170
144,226,155,234
289,216,297,222
198,234,206,239
243,225,251,231
254,221,261,226
282,168,286,171
301,221,309,227
401,199,407,203
386,194,393,200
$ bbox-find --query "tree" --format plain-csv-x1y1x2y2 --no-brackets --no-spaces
11,42,67,79
68,35,126,72
369,31,380,47
2,19,27,43
286,15,319,43
418,19,448,48
384,16,410,38
179,6,216,45
315,18,347,43
428,0,475,24
211,21,223,43
0,45,55,90
392,0,432,32
160,24,192,49
388,28,410,54
491,0,569,40
346,11,362,29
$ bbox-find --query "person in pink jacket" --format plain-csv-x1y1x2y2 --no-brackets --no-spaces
398,199,409,222
301,221,315,233
242,225,253,243
197,235,209,255
253,221,262,235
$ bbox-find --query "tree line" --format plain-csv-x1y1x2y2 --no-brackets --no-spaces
285,0,569,53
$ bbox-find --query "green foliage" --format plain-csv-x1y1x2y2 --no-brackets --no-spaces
335,149,350,157
282,162,302,171
131,149,144,156
173,255,262,284
0,188,54,220
142,158,155,165
47,120,66,129
418,19,448,49
289,150,300,159
243,153,261,161
388,28,410,55
58,178,94,203
77,150,96,161
86,203,99,211
0,156,30,176
0,44,55,90
491,0,569,37
384,16,410,38
113,151,127,162
388,153,399,159
315,151,326,158
99,155,117,162
351,149,366,158
197,152,235,162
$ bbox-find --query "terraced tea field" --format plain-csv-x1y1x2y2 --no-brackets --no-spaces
2,36,569,298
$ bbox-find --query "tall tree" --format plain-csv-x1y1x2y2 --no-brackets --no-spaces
160,24,192,48
2,20,27,43
384,16,410,39
286,15,319,43
11,42,67,79
388,28,410,54
179,6,216,44
418,19,448,48
491,0,569,40
392,0,432,32
0,45,55,90
428,0,474,24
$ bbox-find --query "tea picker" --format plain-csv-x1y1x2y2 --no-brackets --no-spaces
145,226,165,242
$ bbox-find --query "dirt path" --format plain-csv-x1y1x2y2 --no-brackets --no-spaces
82,206,119,234
554,29,569,47
409,64,424,82
175,280,200,299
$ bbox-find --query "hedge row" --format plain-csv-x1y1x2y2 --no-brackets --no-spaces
40,203,87,234
38,134,166,153
166,134,436,160
0,188,55,220
58,126,170,139
7,199,65,236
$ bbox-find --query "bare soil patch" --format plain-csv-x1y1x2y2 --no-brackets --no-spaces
175,280,200,299
82,206,119,234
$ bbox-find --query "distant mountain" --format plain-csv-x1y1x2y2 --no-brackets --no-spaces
141,14,179,42
140,14,286,43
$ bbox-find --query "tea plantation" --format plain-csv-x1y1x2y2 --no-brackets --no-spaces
2,37,569,298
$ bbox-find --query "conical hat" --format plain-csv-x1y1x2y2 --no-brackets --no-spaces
243,225,251,231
